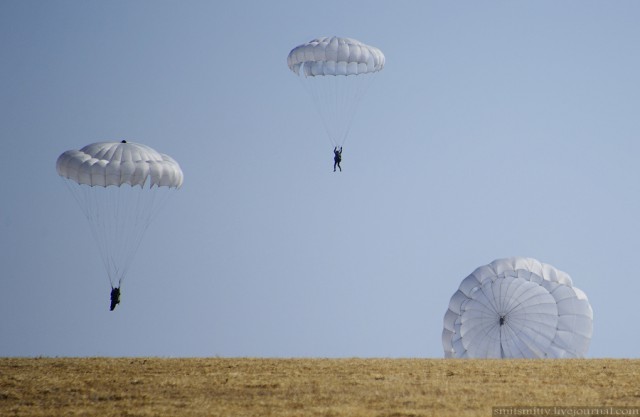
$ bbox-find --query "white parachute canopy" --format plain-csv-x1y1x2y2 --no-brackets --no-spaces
442,257,593,359
57,140,183,292
287,36,385,147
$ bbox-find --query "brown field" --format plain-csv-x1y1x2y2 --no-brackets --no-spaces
1,358,639,417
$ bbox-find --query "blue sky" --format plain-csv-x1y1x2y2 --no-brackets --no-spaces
2,0,640,357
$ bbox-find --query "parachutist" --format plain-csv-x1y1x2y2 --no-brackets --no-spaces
110,287,121,311
333,146,342,172
499,316,505,326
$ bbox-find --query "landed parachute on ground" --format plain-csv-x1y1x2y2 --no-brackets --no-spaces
57,140,183,310
442,257,593,358
287,36,385,148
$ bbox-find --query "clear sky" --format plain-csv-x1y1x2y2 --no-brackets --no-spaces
2,0,639,358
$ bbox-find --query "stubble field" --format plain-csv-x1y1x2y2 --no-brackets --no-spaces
1,358,639,417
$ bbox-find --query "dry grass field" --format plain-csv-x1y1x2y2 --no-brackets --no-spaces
1,358,639,417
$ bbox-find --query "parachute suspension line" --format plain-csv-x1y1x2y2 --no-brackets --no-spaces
501,323,524,359
337,75,358,146
499,291,551,359
117,182,174,287
112,181,174,288
114,184,136,286
63,178,176,290
328,74,361,147
299,76,339,147
493,276,546,357
509,322,535,358
475,283,499,314
90,184,123,287
338,72,378,147
299,72,378,148
63,180,115,288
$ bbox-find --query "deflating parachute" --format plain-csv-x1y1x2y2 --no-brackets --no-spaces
442,257,593,358
57,140,183,310
287,36,385,148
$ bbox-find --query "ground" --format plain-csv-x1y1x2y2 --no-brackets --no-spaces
1,358,639,416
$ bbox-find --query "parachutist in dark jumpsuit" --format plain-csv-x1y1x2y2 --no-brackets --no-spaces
333,146,343,172
110,287,121,311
